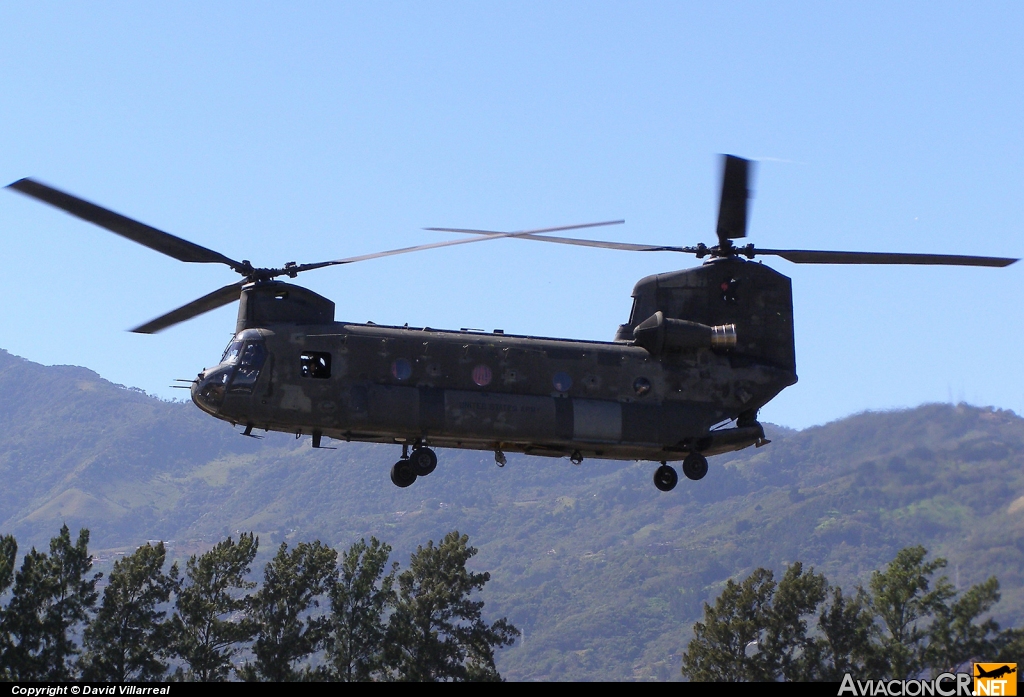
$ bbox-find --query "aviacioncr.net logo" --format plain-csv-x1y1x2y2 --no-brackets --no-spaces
974,663,1017,696
838,672,973,696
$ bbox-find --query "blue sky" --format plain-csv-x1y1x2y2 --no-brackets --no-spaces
1,2,1021,429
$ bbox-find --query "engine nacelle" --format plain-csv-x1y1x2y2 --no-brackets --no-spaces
632,311,736,355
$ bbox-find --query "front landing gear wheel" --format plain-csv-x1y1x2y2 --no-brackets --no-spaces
390,460,417,488
409,447,437,476
682,452,708,481
653,464,678,492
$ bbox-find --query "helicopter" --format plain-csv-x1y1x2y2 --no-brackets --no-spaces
6,156,1017,491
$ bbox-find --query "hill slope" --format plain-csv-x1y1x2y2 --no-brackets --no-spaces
1,348,1022,681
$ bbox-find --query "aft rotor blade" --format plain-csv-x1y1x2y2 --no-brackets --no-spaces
131,281,246,334
716,155,754,244
288,220,627,274
756,249,1018,267
7,178,245,270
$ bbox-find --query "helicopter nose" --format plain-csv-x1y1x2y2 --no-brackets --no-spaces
192,366,232,412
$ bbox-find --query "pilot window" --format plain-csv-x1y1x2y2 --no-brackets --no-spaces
221,340,243,364
229,341,268,394
301,352,332,379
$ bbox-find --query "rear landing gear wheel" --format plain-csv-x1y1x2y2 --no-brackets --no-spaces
390,460,417,488
653,464,678,492
682,452,708,481
409,447,437,476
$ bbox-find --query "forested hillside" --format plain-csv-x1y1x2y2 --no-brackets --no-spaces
1,348,1021,681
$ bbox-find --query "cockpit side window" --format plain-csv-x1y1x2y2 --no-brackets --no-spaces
629,291,657,326
221,340,243,364
628,297,640,325
301,352,332,379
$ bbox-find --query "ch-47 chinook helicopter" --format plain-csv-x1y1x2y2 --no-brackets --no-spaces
6,156,1017,491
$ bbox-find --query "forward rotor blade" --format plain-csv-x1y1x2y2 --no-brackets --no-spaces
288,220,627,274
131,281,245,334
7,178,245,270
716,155,754,244
432,228,688,253
757,249,1018,267
424,219,625,236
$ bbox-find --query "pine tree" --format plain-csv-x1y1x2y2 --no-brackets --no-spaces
0,535,14,596
869,546,955,679
681,563,829,681
0,526,98,680
814,585,877,680
242,540,337,681
925,576,1001,675
760,562,829,681
327,537,397,681
681,567,778,681
80,542,178,681
385,531,518,682
682,546,1021,682
0,534,19,680
171,533,258,681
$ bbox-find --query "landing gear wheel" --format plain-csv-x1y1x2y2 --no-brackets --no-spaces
682,452,709,481
390,460,417,488
409,447,437,476
653,464,678,492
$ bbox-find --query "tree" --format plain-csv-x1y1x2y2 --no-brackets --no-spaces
327,537,397,681
171,533,258,681
681,568,776,681
869,546,955,679
814,586,877,680
241,540,338,681
0,534,19,680
761,562,829,681
80,542,178,681
682,546,1022,682
0,548,49,679
0,535,15,596
385,531,519,682
0,525,98,681
681,563,827,681
925,576,1001,675
994,627,1024,663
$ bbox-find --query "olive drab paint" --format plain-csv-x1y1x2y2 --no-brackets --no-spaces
192,265,794,465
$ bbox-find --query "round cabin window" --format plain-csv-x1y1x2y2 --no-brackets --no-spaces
472,364,493,387
633,376,652,396
391,358,412,381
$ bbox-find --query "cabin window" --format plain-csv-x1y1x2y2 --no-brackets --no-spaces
301,352,332,379
472,364,492,387
633,376,652,397
391,358,412,381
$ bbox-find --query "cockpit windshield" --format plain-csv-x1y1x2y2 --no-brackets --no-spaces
229,341,268,394
221,340,243,364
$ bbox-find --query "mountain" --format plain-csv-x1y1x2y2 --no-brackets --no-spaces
1,347,1022,681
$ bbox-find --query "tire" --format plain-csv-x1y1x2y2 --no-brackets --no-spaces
682,452,709,481
390,460,417,488
653,464,678,492
409,447,438,476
